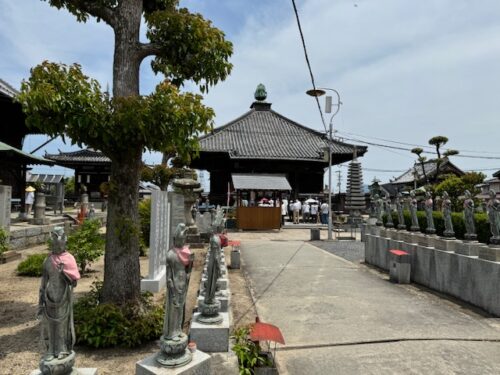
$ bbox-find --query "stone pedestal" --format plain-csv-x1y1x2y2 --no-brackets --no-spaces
455,241,482,256
478,246,500,262
230,250,240,269
30,192,50,225
197,293,229,313
190,312,230,352
433,238,461,252
136,349,211,375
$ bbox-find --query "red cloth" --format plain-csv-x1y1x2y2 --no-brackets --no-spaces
175,246,191,266
50,251,81,281
218,234,228,248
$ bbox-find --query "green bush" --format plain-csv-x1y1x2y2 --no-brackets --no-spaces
385,210,491,244
0,227,8,257
138,198,151,248
74,281,164,348
17,253,48,276
67,219,105,274
231,326,272,375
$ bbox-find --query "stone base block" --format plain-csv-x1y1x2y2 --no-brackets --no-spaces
136,350,211,375
30,218,50,225
190,312,230,352
230,250,240,269
0,250,21,264
141,269,166,293
433,238,461,252
30,369,97,375
479,246,500,262
455,241,481,256
389,263,411,284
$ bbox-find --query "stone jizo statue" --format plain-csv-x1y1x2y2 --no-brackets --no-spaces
396,193,406,230
157,223,194,367
487,189,500,245
374,194,383,226
197,213,224,325
441,191,455,238
463,190,477,241
409,191,420,232
424,191,436,235
384,194,393,228
38,227,80,374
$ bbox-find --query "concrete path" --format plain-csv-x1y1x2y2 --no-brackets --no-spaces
238,236,500,374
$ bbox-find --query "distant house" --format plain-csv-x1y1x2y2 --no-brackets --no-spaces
382,157,464,197
45,148,111,199
476,170,500,200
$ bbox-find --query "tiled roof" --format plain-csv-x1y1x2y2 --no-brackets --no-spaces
199,102,366,162
45,148,111,164
0,79,19,98
392,157,463,184
232,173,292,191
0,141,54,165
493,170,500,178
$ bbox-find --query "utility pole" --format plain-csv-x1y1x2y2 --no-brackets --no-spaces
336,170,342,194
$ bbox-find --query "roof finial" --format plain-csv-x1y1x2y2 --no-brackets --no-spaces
254,83,267,101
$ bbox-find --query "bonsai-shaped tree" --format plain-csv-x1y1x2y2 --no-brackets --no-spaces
17,0,232,305
428,136,459,183
410,147,428,186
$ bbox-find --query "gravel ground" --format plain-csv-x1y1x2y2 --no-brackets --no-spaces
310,240,365,263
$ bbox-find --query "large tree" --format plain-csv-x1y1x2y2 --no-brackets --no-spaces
18,0,232,305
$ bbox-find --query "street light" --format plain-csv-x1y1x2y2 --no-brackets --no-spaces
306,88,342,240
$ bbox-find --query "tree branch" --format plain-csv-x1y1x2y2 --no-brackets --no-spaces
137,42,162,60
68,0,117,27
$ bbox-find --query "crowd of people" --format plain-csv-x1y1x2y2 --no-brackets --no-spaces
280,198,330,225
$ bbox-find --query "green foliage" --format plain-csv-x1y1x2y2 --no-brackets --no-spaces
18,65,215,159
231,326,273,375
64,176,75,195
146,7,233,92
385,211,490,244
0,227,8,256
141,164,177,191
67,219,105,274
434,172,486,212
17,253,48,277
73,282,164,348
138,198,152,249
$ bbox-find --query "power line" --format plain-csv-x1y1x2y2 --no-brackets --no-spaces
339,135,500,160
337,130,500,156
290,0,328,134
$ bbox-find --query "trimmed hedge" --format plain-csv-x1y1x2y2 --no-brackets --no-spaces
384,210,490,244
17,253,48,276
74,281,164,348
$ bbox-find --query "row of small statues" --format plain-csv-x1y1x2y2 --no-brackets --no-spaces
372,189,500,244
37,207,227,373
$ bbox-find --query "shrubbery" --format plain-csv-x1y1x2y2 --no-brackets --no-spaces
17,253,48,276
138,198,151,254
67,219,105,274
232,325,273,375
74,281,164,348
384,210,491,243
0,227,8,257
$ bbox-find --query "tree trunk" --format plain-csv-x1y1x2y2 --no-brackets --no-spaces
102,0,143,304
102,147,143,304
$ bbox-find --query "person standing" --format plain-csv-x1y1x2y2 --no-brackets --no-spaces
293,199,302,224
25,186,35,216
281,198,288,226
320,201,329,225
302,201,310,223
310,201,319,224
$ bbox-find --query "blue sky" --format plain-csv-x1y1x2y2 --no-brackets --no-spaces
1,0,500,190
